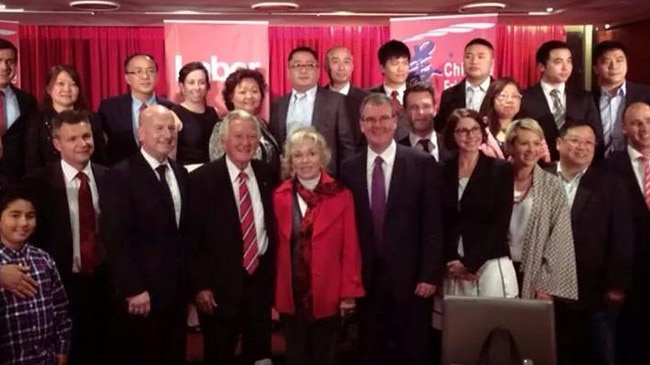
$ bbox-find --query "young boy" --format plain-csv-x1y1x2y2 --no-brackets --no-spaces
0,187,71,365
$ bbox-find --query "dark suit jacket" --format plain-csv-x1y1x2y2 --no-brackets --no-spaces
188,157,276,317
24,161,108,287
367,85,411,142
100,152,188,311
339,144,443,303
434,78,494,133
397,132,452,162
520,83,603,161
607,150,650,296
591,80,650,111
95,93,175,166
1,85,37,180
270,88,355,176
546,163,634,307
345,84,368,151
441,153,513,273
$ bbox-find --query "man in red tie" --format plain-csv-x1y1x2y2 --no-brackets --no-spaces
189,109,277,365
23,109,110,365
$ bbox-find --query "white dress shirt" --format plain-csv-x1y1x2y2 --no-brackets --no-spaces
540,80,567,115
367,140,397,203
330,82,350,96
226,156,268,256
61,160,100,273
465,78,491,111
557,163,587,208
627,144,647,195
409,131,440,161
286,85,318,136
140,149,182,227
383,84,407,105
1,85,21,130
599,82,627,153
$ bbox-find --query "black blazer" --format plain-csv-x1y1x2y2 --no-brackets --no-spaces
346,84,368,151
100,152,188,311
434,78,494,133
520,83,603,161
591,81,650,111
23,161,108,287
95,93,175,166
544,164,634,307
607,150,650,296
270,88,355,176
441,153,513,273
339,144,444,303
188,157,276,317
397,132,452,162
1,85,37,180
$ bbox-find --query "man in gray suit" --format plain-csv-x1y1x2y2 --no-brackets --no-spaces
269,46,356,175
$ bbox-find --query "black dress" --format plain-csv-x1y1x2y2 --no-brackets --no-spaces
172,104,220,165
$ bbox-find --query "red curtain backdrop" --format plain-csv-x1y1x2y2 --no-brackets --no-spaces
496,25,566,88
268,25,389,99
19,25,167,111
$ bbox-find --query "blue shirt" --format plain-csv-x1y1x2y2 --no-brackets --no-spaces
2,85,21,131
131,94,157,143
285,85,317,137
599,82,627,155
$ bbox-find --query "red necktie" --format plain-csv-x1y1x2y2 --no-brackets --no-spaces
390,90,403,114
639,156,650,210
0,90,5,136
77,171,101,274
238,172,259,274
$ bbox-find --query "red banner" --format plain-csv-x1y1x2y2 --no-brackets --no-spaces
164,20,269,118
0,21,20,87
391,14,498,104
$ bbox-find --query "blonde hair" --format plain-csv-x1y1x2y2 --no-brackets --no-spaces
504,118,545,148
281,126,332,180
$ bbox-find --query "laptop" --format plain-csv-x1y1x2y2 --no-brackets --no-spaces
442,296,556,365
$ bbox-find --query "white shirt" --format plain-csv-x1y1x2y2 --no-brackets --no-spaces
409,131,440,161
557,163,587,208
61,160,100,273
226,156,268,256
627,144,647,195
383,84,407,105
540,80,567,115
600,82,627,153
286,85,318,135
330,82,350,96
140,148,182,226
1,85,20,130
509,190,533,262
465,78,491,111
367,140,397,203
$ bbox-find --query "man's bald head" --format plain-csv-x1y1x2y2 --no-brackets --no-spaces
138,105,178,162
623,101,650,154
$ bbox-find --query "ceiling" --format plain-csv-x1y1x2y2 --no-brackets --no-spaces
0,0,647,27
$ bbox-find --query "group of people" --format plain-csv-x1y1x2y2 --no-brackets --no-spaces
0,32,648,365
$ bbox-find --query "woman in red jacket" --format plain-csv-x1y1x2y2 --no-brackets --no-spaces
273,126,364,365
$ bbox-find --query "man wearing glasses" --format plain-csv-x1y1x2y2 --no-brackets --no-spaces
269,46,355,176
95,53,175,165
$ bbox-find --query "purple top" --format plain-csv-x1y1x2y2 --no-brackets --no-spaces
0,243,71,364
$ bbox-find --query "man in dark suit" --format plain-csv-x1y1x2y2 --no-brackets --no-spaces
551,120,633,365
100,105,188,365
23,110,111,365
0,39,37,180
434,38,494,132
521,40,603,161
95,53,175,166
339,93,443,365
399,81,451,162
189,109,276,365
323,45,368,151
270,46,355,176
592,40,650,156
607,102,650,365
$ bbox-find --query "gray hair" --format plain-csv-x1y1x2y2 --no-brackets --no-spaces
218,109,262,142
359,92,397,120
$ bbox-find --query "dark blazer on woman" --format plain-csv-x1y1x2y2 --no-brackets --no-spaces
442,152,514,273
172,104,219,165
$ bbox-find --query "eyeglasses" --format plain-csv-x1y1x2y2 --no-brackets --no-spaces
126,68,157,77
495,93,522,102
454,126,482,136
289,63,318,71
562,137,596,148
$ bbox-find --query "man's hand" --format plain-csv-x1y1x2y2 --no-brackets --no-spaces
56,354,68,365
605,289,625,305
195,289,217,315
534,289,552,301
414,283,437,298
0,264,38,299
126,291,151,316
340,298,356,317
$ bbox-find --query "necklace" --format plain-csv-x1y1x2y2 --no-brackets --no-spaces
513,180,532,204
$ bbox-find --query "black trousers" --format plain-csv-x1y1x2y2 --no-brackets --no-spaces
110,296,187,365
67,267,111,365
199,271,273,365
280,314,340,365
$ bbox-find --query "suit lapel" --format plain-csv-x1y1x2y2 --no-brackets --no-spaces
572,168,594,222
533,84,553,116
51,164,74,252
133,153,176,223
460,153,489,206
278,95,290,142
453,80,467,107
385,146,406,217
312,90,332,137
216,158,241,226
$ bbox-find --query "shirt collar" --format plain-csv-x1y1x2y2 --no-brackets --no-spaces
140,148,169,170
132,93,156,108
367,140,397,167
557,161,588,182
225,155,255,184
0,241,30,259
466,78,491,92
541,80,566,96
330,82,351,96
1,84,15,97
601,81,627,98
384,83,407,96
627,144,647,161
291,85,318,100
409,131,437,149
60,159,93,184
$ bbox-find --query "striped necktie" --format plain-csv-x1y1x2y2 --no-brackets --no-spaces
238,171,259,274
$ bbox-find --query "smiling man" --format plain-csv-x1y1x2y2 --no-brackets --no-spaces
95,53,175,165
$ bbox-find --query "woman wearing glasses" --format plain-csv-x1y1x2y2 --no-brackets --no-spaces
441,108,518,297
478,77,550,163
504,118,577,300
